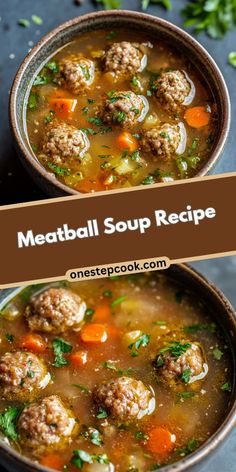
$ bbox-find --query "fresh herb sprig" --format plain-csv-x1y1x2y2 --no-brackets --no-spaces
182,0,236,39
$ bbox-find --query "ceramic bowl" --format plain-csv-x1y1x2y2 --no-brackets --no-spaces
9,11,231,197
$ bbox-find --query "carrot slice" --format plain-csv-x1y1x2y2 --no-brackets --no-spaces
145,427,176,456
70,350,88,367
49,98,77,117
117,131,139,153
184,106,210,128
93,304,111,323
77,178,105,193
80,324,108,344
21,334,46,353
41,454,64,470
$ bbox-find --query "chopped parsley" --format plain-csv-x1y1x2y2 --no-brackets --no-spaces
178,438,199,457
52,338,72,368
101,361,133,376
88,117,104,126
181,369,192,384
103,290,113,298
113,111,126,123
45,61,59,73
221,381,232,392
47,162,71,176
128,333,151,357
85,308,95,319
71,450,109,468
0,406,21,441
228,52,236,68
135,431,149,440
184,323,216,334
72,384,90,394
213,348,223,360
5,333,14,343
28,93,38,111
110,296,126,308
106,31,117,40
90,429,104,446
159,341,191,358
176,391,196,400
96,407,108,419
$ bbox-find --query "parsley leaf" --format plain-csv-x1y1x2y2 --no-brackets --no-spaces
159,341,191,358
72,384,90,394
221,381,232,392
142,0,171,11
96,0,121,10
213,348,223,360
228,52,236,68
97,407,108,419
178,438,199,456
0,407,21,441
181,368,192,384
110,296,126,308
52,338,72,367
182,0,236,39
128,333,151,357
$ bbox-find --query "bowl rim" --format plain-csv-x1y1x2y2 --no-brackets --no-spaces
9,9,231,197
0,263,236,472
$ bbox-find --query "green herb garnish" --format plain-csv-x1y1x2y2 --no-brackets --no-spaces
5,333,14,343
128,333,151,357
97,407,108,419
0,407,21,440
52,338,72,367
72,384,90,394
213,348,223,360
221,381,232,392
32,15,43,25
110,296,126,308
228,52,236,68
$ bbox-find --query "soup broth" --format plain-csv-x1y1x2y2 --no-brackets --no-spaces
26,29,218,192
0,272,232,471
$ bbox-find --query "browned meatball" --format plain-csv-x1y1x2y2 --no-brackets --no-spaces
104,41,146,78
0,351,50,401
18,395,77,452
142,123,186,159
59,55,95,94
155,341,208,384
155,70,194,111
41,122,90,165
102,91,148,127
25,288,86,334
93,376,155,421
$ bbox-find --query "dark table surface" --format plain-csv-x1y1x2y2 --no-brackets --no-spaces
0,1,236,471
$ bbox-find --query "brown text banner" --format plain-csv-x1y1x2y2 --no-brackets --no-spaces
0,174,236,287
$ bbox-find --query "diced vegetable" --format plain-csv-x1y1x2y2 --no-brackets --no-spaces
93,304,111,323
80,324,108,344
123,330,142,346
49,98,78,117
21,334,46,353
145,427,176,456
184,106,211,128
117,132,139,153
41,454,65,470
70,351,88,367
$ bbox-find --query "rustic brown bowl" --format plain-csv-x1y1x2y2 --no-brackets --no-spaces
0,263,235,472
9,10,231,197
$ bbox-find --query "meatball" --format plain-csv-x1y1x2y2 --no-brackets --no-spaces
141,122,186,159
155,341,208,384
18,395,77,451
42,122,90,165
102,91,148,127
93,376,155,421
59,55,95,94
25,288,86,334
155,70,195,111
104,41,146,77
0,351,50,401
